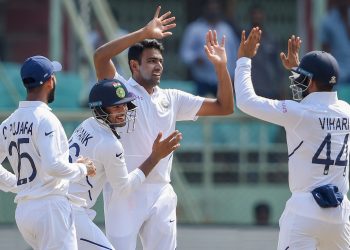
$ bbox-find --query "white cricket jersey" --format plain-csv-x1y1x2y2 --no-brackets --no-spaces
235,57,350,221
0,101,87,203
68,117,145,208
116,74,204,183
0,165,17,192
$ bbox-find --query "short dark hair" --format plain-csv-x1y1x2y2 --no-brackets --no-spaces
127,39,164,72
315,80,334,91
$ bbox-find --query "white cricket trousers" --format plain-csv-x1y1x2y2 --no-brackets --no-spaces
15,195,78,250
278,208,350,250
105,183,177,250
73,206,115,250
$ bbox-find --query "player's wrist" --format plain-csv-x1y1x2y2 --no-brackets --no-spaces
138,27,150,40
149,152,161,165
214,62,227,71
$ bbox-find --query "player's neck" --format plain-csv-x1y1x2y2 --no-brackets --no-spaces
133,77,156,95
26,93,49,104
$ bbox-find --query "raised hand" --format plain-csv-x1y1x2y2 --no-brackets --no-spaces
143,6,176,40
280,35,302,70
151,130,182,161
204,30,227,66
237,27,262,59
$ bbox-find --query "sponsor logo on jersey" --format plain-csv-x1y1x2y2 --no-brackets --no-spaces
281,101,287,113
45,131,54,136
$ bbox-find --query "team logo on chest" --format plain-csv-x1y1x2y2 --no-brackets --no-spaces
160,97,170,110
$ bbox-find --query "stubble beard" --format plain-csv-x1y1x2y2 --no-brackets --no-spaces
48,86,55,103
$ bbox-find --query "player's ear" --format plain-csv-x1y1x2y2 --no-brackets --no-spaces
129,60,139,74
44,75,55,90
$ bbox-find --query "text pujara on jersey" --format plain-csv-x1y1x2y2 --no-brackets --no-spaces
2,121,33,139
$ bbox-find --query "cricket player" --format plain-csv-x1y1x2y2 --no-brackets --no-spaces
0,55,96,250
235,27,350,249
68,79,182,250
94,6,234,250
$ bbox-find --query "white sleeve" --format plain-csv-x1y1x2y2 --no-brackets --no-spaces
0,166,17,193
234,57,302,128
102,141,145,197
37,117,86,181
172,89,205,121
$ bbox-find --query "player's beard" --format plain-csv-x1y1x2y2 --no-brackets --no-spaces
138,68,161,89
143,78,159,89
48,84,55,103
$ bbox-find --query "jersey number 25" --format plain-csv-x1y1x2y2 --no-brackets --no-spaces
9,138,37,186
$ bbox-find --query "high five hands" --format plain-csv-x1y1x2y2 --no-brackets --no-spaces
280,35,302,70
143,6,176,39
204,30,227,66
238,27,262,59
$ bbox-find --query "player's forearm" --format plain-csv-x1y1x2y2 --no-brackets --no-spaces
214,63,234,115
94,28,147,80
234,57,289,126
95,28,147,61
109,168,145,197
45,160,87,182
196,63,234,116
138,153,160,177
234,57,256,111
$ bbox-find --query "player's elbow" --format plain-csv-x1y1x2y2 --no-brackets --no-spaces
236,99,245,110
223,104,234,115
236,98,252,114
94,44,112,66
93,48,104,66
216,102,234,115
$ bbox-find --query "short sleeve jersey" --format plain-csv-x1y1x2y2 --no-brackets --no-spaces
116,75,205,183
